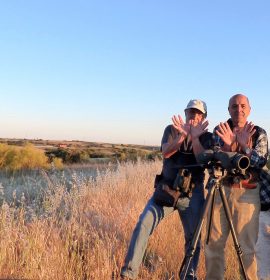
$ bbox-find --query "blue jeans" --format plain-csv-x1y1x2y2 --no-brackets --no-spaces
121,184,205,279
179,186,205,280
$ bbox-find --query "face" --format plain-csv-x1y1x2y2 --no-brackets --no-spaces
185,108,205,123
228,95,250,126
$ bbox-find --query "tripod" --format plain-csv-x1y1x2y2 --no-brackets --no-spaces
179,165,248,280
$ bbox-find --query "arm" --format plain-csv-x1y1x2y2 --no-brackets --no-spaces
248,129,268,168
162,133,186,158
192,137,205,157
190,119,209,158
162,115,190,159
236,123,268,168
215,122,236,151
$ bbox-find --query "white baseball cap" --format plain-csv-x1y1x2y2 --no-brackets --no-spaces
185,99,207,115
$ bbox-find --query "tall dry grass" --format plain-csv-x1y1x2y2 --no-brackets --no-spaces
0,160,242,279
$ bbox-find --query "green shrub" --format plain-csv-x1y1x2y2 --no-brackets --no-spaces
52,157,64,169
0,143,49,171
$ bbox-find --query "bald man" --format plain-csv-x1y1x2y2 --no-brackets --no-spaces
205,94,268,280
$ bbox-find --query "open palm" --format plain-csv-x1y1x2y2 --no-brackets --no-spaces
172,115,190,137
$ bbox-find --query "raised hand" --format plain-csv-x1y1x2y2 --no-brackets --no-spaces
216,122,236,146
236,121,256,149
172,115,190,138
190,119,209,140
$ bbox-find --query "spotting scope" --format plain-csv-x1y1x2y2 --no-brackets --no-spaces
197,149,250,173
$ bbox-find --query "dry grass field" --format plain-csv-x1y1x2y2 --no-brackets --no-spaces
0,160,244,279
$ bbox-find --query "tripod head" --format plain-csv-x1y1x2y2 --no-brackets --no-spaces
174,148,250,196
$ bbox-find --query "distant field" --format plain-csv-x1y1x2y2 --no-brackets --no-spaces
0,138,161,165
0,138,159,151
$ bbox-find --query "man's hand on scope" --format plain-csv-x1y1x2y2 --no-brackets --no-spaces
235,121,256,151
190,119,209,140
216,122,236,148
172,115,190,138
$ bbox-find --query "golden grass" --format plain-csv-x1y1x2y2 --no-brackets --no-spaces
0,160,243,279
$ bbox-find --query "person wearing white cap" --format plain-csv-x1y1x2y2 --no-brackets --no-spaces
120,99,213,280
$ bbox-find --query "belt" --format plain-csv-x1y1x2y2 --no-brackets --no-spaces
230,182,257,189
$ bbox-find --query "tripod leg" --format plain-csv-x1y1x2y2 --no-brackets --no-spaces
218,185,248,280
179,179,216,280
206,186,217,244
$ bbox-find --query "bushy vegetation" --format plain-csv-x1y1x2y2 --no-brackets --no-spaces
46,147,162,164
0,143,49,171
0,143,63,171
0,142,160,171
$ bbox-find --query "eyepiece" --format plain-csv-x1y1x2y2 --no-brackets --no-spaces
232,154,250,170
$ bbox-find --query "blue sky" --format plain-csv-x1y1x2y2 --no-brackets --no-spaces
0,1,270,145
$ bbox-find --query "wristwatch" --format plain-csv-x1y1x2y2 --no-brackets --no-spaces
244,147,252,155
